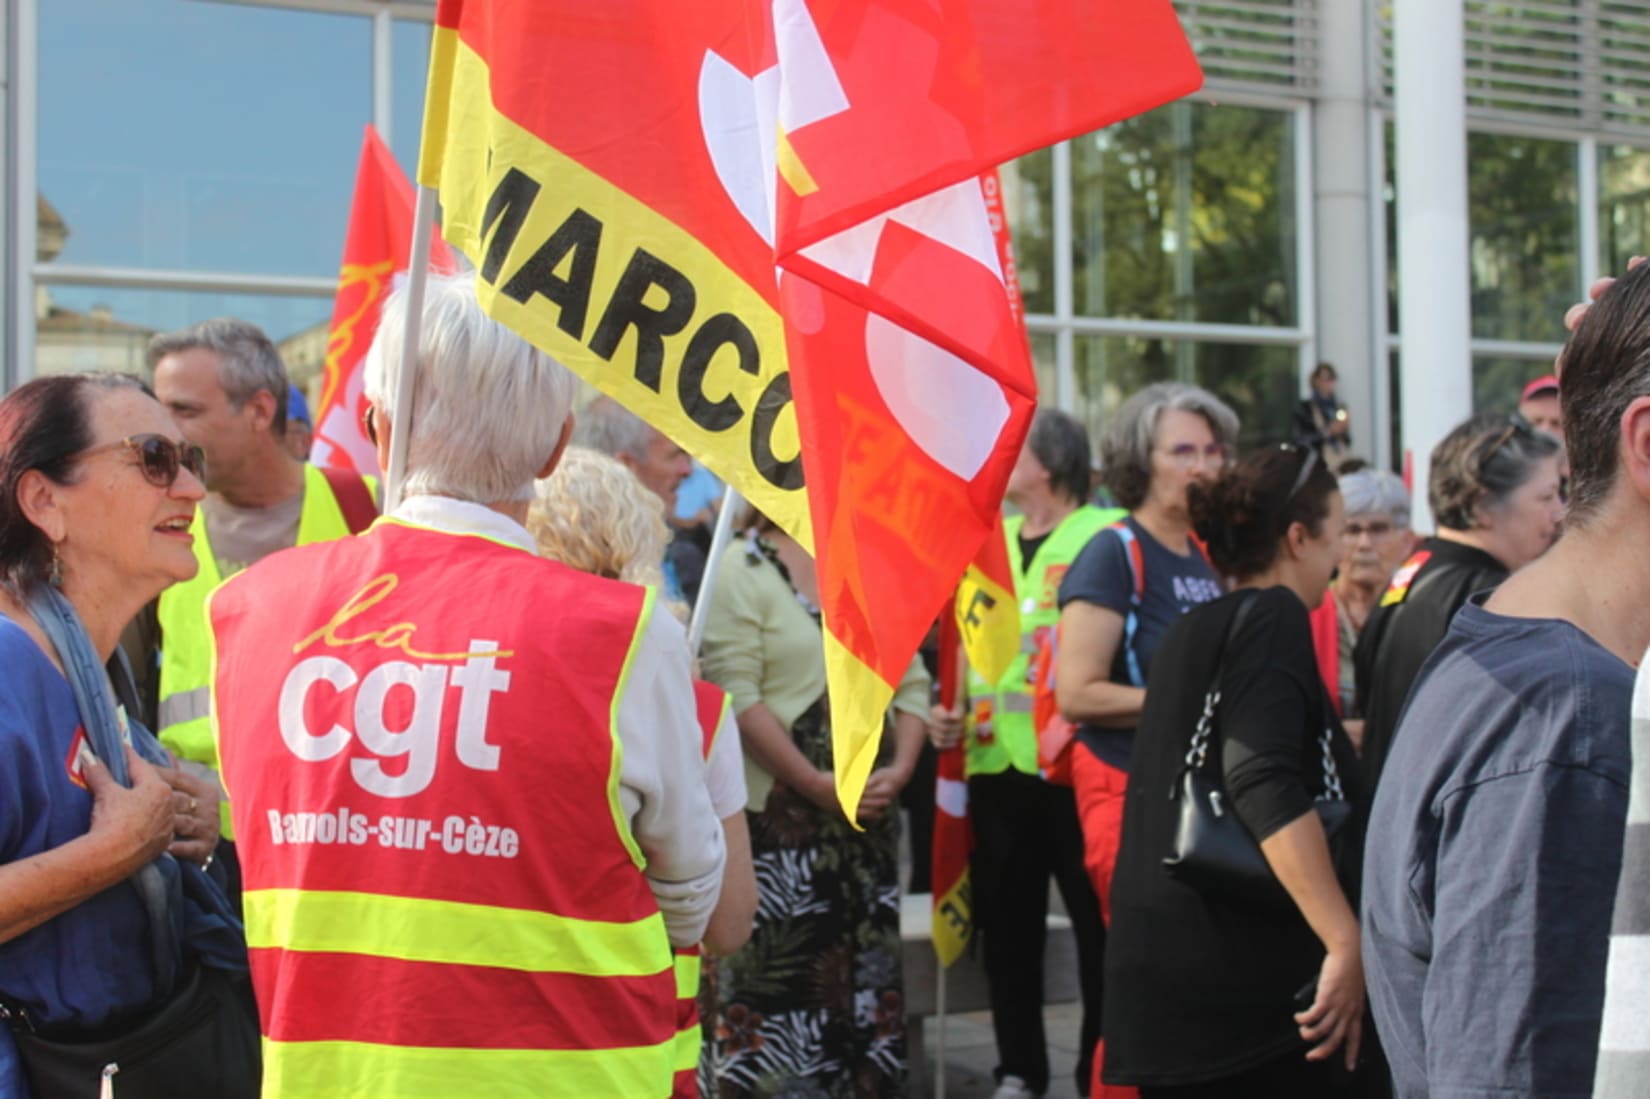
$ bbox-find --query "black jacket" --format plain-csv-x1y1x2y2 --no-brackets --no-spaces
1353,537,1508,794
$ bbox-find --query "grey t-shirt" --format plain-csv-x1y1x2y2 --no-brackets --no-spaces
1363,601,1632,1098
204,489,303,578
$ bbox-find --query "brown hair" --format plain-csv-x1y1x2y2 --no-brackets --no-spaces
1189,445,1337,580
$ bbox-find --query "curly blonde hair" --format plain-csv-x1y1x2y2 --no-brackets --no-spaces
528,446,669,590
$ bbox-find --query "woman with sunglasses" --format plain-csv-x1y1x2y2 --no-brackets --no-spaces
1103,445,1366,1098
0,374,257,1098
1353,412,1563,795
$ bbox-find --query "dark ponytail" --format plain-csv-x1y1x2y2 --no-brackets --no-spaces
1190,445,1337,580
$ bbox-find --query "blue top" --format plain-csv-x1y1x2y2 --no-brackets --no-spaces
673,460,722,523
1056,517,1223,770
0,616,161,1095
1363,602,1632,1098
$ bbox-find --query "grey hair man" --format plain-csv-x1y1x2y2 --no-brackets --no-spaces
572,395,693,515
142,319,376,895
1365,264,1650,1097
207,273,725,1097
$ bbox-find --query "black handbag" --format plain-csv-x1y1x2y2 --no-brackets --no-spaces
6,963,261,1099
1161,594,1351,906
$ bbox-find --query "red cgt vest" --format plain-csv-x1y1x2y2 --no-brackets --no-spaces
208,518,676,1098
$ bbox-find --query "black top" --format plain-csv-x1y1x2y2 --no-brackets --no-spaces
1293,395,1351,456
1353,537,1507,796
1056,517,1223,770
1103,586,1363,1087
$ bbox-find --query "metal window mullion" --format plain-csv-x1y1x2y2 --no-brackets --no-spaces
1062,316,1307,346
13,0,37,385
1579,135,1601,284
196,0,436,20
1367,100,1392,471
373,9,393,146
32,264,336,298
1292,101,1317,389
1052,139,1075,412
1468,338,1566,359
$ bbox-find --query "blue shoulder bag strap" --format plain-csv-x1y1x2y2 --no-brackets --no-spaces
1110,522,1148,688
28,585,181,998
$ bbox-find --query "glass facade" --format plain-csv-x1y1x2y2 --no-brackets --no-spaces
25,0,435,390
10,0,1650,472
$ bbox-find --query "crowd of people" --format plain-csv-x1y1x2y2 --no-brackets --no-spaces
0,260,1646,1099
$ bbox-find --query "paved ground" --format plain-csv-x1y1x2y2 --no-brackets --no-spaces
916,1001,1085,1099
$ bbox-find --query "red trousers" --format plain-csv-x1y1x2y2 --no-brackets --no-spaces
1072,747,1139,1099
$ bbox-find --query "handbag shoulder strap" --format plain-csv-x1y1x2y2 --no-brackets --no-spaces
1178,591,1260,777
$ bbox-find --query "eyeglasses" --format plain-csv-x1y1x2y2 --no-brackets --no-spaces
1161,442,1229,468
1285,444,1319,501
78,435,207,490
1343,519,1399,540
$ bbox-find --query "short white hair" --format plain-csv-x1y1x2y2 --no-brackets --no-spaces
364,273,577,503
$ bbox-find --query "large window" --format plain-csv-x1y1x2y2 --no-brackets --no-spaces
29,0,436,388
1011,100,1307,449
1075,336,1299,450
1071,102,1298,328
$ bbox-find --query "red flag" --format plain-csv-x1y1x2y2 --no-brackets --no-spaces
419,0,1200,814
310,126,455,474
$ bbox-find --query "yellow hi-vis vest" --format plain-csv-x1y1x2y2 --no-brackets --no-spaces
157,463,369,837
964,505,1122,778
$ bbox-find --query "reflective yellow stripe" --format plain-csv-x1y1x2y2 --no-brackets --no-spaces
673,1024,700,1073
673,952,700,998
265,1035,675,1099
245,889,671,977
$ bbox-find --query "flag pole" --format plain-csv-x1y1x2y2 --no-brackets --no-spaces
934,964,948,1099
384,184,439,512
932,601,965,1099
687,483,742,656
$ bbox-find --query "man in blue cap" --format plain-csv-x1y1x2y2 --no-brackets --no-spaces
285,384,314,462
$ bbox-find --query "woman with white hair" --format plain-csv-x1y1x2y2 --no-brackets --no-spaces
529,446,757,1099
1306,469,1412,746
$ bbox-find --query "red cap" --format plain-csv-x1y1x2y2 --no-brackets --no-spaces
1521,374,1559,402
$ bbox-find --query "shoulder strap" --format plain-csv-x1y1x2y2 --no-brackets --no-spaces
1109,521,1146,606
319,465,379,534
1108,522,1148,687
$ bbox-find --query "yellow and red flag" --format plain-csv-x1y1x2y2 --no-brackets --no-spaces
310,126,455,473
419,0,1200,815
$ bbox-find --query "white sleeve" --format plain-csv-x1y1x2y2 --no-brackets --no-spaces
704,707,748,819
616,603,727,948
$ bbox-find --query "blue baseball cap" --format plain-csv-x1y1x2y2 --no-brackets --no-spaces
287,385,312,426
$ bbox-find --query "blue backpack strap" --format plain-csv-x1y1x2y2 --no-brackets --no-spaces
1109,522,1147,688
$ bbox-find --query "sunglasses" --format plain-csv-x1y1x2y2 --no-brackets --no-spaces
79,434,207,489
1285,444,1319,501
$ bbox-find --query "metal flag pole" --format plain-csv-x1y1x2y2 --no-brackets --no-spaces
383,184,439,512
934,962,949,1099
687,483,743,656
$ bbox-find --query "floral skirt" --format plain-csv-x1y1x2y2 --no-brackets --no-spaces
701,699,906,1099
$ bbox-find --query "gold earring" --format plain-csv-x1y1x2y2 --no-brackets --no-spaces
48,545,63,588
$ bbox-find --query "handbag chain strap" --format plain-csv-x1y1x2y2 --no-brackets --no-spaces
1318,724,1346,801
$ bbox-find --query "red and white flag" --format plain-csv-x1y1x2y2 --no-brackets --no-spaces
310,126,455,473
420,0,1200,814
